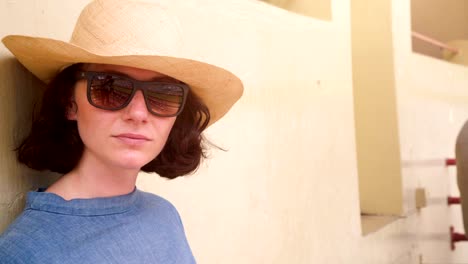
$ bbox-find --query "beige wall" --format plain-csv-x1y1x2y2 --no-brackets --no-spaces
2,0,468,263
138,0,359,262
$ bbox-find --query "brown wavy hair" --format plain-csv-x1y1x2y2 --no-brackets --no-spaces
17,63,210,179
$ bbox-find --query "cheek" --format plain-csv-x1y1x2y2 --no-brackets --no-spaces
155,118,177,144
75,111,104,147
163,118,177,135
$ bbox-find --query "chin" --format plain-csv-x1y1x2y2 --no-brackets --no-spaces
115,155,155,171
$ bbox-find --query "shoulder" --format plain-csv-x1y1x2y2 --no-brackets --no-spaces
137,189,179,212
134,190,195,261
135,189,184,225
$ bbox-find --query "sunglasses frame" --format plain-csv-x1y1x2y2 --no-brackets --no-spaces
76,71,189,117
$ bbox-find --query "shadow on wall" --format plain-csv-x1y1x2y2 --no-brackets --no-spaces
258,0,332,21
0,58,43,146
0,57,60,232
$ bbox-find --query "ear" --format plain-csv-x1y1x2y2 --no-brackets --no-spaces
66,101,78,120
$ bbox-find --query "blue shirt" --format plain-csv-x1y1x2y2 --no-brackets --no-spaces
0,188,196,263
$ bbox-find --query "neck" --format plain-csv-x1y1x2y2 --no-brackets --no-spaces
46,152,140,200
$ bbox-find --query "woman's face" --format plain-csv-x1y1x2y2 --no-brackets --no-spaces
69,64,177,171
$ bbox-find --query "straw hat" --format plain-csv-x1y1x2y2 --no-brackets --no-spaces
2,0,243,126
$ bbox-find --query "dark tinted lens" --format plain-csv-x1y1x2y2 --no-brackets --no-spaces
145,84,184,116
90,74,133,109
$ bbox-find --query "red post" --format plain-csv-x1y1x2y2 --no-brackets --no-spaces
446,158,456,166
450,226,468,250
448,196,461,205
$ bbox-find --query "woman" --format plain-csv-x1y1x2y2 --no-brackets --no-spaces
0,0,243,263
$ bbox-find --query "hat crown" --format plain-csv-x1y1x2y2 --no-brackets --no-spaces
70,0,184,56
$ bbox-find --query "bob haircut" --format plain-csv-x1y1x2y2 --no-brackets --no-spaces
17,63,211,179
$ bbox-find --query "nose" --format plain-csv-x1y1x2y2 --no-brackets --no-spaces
123,90,149,123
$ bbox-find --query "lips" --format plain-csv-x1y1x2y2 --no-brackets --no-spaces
113,133,151,145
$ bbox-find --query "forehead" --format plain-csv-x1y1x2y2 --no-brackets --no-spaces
84,63,170,81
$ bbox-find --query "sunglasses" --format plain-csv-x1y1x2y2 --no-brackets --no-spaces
76,71,189,117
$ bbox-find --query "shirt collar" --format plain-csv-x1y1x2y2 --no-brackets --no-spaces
26,187,139,216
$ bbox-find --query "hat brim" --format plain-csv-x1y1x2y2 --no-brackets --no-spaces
2,35,243,126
